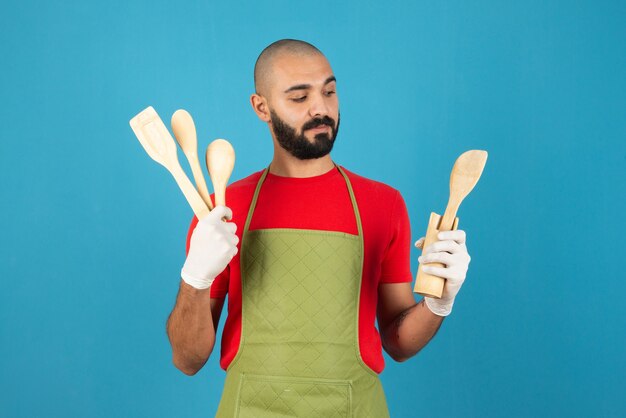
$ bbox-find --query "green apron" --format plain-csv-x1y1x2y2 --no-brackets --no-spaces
215,165,390,418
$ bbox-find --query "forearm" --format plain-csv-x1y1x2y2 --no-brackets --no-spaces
166,280,216,375
381,299,445,362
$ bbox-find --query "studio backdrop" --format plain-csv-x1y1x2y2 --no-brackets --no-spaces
1,1,624,417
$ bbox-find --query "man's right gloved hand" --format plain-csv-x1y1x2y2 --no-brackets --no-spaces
181,205,239,290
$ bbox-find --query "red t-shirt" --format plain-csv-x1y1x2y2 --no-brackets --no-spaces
185,165,413,373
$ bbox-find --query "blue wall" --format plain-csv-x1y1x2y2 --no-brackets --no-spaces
1,1,624,417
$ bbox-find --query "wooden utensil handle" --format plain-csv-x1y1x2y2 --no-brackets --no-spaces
439,200,460,231
169,163,210,220
189,159,214,210
413,211,459,298
214,188,226,207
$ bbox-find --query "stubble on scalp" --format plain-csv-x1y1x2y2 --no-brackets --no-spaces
253,39,325,97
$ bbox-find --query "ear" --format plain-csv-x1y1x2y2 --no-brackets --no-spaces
250,93,271,122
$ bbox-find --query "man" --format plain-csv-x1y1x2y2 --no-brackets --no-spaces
166,39,471,417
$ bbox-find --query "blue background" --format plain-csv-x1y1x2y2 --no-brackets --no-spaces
1,1,624,417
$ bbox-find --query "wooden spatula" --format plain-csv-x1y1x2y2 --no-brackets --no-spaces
205,139,235,207
414,150,488,297
171,109,214,210
129,106,210,219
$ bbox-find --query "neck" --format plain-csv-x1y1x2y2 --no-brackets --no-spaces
269,144,335,178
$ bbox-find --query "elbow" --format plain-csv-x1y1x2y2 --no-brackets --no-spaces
177,365,200,376
390,354,408,363
382,339,419,363
387,350,412,363
173,357,204,376
174,359,201,376
172,351,211,376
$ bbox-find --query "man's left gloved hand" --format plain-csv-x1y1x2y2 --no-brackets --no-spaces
415,230,471,317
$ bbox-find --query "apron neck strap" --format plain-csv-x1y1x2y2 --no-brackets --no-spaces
242,166,270,234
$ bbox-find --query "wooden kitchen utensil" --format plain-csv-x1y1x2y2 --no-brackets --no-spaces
205,139,235,207
414,150,488,298
129,106,210,220
171,109,214,210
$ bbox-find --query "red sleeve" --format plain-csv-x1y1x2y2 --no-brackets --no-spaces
185,216,229,298
379,191,413,283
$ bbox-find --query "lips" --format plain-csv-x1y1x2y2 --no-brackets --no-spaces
303,116,335,133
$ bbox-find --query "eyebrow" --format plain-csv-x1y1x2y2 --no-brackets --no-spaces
283,76,337,93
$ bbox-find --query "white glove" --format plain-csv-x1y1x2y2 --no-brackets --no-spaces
415,230,471,316
181,205,239,289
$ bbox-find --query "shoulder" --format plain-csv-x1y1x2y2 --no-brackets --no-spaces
222,169,265,225
225,169,264,197
189,169,263,228
223,169,265,204
339,166,402,202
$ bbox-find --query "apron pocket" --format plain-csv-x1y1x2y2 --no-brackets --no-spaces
236,373,352,418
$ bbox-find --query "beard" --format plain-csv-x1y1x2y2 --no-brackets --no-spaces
270,109,340,160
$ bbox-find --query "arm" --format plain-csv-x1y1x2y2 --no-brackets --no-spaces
166,281,225,375
165,206,238,375
376,194,444,361
377,282,444,362
378,229,472,362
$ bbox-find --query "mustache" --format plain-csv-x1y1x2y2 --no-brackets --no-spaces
302,116,335,131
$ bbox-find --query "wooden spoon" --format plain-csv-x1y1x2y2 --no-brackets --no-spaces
129,106,210,219
414,150,488,297
205,139,235,207
171,109,214,210
438,150,488,230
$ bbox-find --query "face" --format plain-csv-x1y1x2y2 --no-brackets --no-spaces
258,53,340,159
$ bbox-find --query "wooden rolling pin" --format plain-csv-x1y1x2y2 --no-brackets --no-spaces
414,150,488,298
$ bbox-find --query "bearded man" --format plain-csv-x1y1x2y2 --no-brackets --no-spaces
166,39,472,417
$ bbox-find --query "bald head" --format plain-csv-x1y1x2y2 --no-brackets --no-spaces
254,39,325,96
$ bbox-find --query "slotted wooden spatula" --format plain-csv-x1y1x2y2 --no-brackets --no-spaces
129,106,210,219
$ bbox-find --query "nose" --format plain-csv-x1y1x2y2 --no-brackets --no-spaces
308,92,330,119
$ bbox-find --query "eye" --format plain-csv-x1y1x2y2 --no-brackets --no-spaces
291,96,307,103
325,90,336,96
